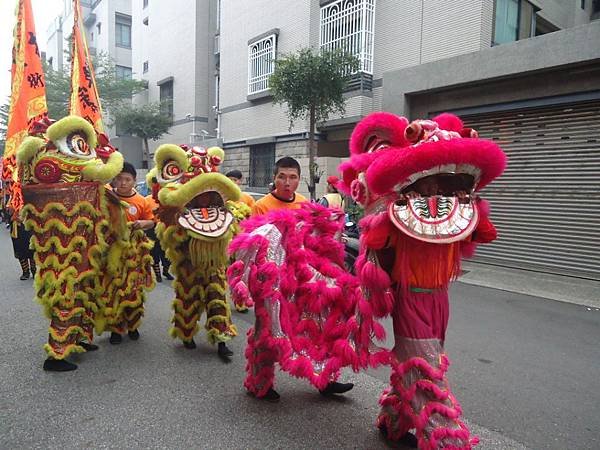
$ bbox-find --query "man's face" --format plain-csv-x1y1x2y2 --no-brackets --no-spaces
228,176,242,186
114,172,136,196
274,167,300,199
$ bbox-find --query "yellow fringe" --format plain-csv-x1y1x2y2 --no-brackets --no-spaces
44,343,86,360
169,324,200,341
206,325,238,344
25,216,94,235
30,235,88,254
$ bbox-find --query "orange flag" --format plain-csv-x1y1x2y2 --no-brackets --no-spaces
3,0,48,213
69,0,104,132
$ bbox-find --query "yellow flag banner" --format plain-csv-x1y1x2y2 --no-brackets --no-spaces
2,0,48,213
69,0,104,132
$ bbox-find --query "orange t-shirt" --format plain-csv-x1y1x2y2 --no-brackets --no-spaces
239,192,256,209
251,192,307,216
116,191,154,222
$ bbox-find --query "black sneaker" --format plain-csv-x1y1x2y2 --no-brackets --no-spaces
218,342,233,357
261,387,280,402
163,270,174,280
109,332,122,345
20,272,30,281
79,342,99,351
43,358,77,372
183,339,196,349
319,381,354,396
128,329,140,341
378,423,418,448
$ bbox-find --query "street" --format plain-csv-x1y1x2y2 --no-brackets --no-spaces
1,229,598,450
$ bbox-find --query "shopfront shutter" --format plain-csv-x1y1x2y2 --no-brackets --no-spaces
462,100,600,280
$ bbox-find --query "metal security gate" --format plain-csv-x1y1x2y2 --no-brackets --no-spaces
462,100,600,280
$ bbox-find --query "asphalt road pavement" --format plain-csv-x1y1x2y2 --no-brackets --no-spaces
1,230,598,449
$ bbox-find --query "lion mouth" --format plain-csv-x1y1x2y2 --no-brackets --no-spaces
389,169,480,243
178,191,233,238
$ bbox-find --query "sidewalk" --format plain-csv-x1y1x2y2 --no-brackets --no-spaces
459,261,600,309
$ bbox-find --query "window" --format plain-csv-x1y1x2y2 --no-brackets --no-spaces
159,80,174,121
248,34,276,95
115,14,132,48
143,60,149,73
96,22,101,35
493,0,537,45
143,0,148,8
581,0,585,9
320,0,376,74
115,65,132,80
90,31,94,42
249,144,275,188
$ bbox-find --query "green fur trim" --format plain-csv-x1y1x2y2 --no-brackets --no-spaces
205,324,237,344
30,235,88,254
169,324,200,341
22,201,99,218
158,172,241,206
154,144,189,171
16,136,45,164
81,151,124,183
47,115,98,148
44,343,86,360
146,167,158,189
24,216,94,234
227,200,252,221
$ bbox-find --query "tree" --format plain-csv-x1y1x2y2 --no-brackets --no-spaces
43,52,146,121
269,48,359,200
113,102,171,169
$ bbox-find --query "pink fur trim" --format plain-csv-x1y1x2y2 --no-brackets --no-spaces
228,202,378,392
349,112,410,155
432,113,464,132
366,137,507,195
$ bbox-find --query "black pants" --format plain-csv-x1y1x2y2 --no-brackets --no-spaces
145,228,169,269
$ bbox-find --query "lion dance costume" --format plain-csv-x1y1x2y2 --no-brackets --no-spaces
147,144,240,357
227,203,381,399
338,112,506,449
16,115,126,370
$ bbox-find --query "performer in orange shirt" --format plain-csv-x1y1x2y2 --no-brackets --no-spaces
107,162,155,344
251,157,307,216
113,163,155,226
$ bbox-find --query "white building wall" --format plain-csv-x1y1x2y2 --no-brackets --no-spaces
220,0,499,143
45,17,64,71
131,0,215,153
220,0,312,108
220,0,313,143
421,0,488,63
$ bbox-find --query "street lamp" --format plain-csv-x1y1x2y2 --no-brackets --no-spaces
187,113,199,144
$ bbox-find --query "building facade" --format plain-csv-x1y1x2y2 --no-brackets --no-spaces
131,0,219,159
218,0,600,280
45,0,137,162
46,0,133,79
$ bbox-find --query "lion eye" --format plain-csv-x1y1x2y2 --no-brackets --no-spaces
162,161,182,180
56,130,96,159
69,133,92,156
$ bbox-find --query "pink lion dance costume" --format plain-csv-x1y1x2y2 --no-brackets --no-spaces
227,203,380,398
339,112,506,449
